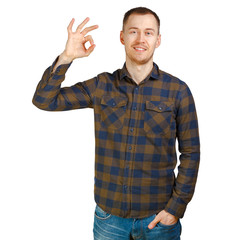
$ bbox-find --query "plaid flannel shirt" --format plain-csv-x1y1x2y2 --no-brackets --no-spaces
32,56,200,218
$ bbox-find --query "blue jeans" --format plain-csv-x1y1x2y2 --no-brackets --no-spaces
93,204,181,240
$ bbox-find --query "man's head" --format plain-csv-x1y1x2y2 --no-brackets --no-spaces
122,7,160,34
120,7,161,65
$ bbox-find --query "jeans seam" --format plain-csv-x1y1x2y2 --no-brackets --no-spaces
94,212,112,220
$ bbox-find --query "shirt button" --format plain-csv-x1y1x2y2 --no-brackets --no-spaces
158,106,162,110
130,128,134,132
112,102,116,106
128,146,132,150
133,106,137,110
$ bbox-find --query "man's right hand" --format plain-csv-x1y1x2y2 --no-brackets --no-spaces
63,17,98,61
54,17,98,70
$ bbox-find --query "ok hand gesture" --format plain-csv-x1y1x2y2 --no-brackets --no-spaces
61,17,99,62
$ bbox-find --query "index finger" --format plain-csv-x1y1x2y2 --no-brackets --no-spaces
81,25,99,36
76,17,90,32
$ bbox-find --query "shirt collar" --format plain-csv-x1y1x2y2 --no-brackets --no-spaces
120,62,161,81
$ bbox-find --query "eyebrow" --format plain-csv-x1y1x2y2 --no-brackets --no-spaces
128,27,155,32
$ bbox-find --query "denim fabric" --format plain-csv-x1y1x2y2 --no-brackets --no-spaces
93,204,181,240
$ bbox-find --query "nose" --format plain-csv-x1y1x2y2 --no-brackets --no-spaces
136,31,145,43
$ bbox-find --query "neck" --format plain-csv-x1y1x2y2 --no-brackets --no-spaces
125,58,154,85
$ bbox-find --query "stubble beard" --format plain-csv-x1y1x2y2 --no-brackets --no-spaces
126,49,154,66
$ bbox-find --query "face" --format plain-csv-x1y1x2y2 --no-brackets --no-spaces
120,14,161,65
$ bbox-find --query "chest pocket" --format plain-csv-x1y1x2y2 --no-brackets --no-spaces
100,95,128,130
144,101,173,135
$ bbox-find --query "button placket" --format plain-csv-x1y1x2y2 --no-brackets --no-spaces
123,84,140,213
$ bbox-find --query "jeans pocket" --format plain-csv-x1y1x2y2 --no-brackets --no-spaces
94,205,112,220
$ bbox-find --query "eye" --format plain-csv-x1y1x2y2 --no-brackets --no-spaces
146,32,153,36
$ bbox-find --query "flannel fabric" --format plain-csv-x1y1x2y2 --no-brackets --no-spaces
32,56,200,218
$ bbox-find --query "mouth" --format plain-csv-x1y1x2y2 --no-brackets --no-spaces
133,47,147,52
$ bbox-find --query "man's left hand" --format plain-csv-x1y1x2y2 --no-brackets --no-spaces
148,210,178,229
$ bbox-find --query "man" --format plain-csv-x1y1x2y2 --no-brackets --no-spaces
32,7,200,240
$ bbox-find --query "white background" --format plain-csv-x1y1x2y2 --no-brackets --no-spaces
1,0,239,239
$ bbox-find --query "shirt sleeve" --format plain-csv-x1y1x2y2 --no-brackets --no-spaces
32,56,99,111
164,81,200,218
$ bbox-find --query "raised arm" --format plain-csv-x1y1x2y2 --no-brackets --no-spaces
32,18,99,111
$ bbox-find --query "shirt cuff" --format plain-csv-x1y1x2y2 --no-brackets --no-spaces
50,55,73,76
164,196,187,218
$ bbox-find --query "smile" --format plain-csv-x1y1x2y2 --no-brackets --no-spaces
134,47,146,52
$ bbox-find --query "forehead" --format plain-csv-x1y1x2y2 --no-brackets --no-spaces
125,14,158,30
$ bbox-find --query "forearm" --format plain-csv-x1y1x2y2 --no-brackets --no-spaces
32,56,99,111
52,51,73,73
32,56,72,111
165,146,200,218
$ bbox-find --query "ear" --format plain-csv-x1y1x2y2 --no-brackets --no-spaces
155,34,161,48
120,31,125,45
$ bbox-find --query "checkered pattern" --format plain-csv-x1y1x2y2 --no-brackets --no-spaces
32,56,200,218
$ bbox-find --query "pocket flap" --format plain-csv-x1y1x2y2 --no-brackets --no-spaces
101,95,128,107
145,101,173,113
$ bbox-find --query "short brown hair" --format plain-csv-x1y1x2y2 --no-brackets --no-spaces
123,7,160,33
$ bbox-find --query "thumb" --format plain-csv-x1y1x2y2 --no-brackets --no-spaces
85,44,96,57
148,217,159,229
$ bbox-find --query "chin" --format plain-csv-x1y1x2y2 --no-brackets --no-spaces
127,52,154,65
